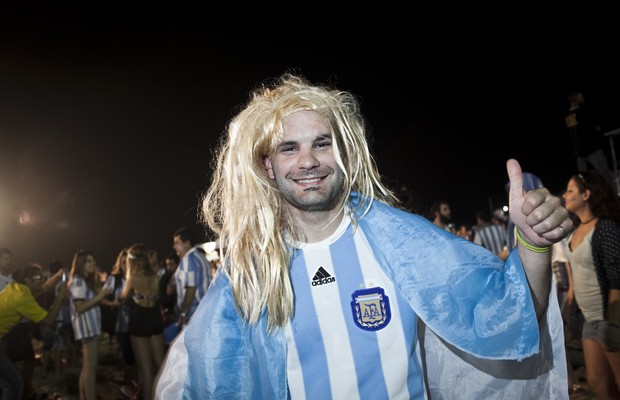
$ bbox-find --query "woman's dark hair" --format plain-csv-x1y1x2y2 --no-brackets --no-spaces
572,171,620,223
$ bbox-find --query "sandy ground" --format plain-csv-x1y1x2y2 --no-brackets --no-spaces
25,334,597,399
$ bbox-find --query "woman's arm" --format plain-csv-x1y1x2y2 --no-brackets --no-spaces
73,287,111,314
120,274,133,301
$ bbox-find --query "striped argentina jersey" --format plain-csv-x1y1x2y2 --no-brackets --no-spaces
175,246,211,319
286,215,425,400
68,275,102,341
473,224,507,256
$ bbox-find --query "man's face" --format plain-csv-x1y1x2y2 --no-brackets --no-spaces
0,253,13,275
173,235,192,258
439,204,451,224
25,272,45,292
165,258,178,272
264,110,344,213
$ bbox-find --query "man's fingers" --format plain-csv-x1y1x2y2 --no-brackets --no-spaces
506,159,524,198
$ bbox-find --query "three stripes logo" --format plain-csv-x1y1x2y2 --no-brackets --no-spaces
311,266,336,286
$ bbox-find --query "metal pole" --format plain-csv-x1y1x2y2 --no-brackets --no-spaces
604,128,620,195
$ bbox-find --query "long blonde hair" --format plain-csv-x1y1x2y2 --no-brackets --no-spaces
202,73,396,330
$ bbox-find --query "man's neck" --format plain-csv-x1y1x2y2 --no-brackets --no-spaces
290,207,345,244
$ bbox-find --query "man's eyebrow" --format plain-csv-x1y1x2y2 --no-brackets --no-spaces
277,134,332,147
277,140,298,148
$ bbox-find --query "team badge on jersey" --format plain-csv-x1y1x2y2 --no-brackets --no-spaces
350,287,391,331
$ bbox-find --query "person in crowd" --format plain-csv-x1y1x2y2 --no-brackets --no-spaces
99,263,119,346
0,263,68,400
552,238,583,395
455,223,472,240
562,170,620,398
171,227,211,331
101,248,138,397
147,249,165,279
0,248,13,291
2,260,64,399
68,250,112,400
473,210,508,260
121,243,164,400
48,259,75,378
429,199,452,231
159,251,179,329
156,73,573,399
36,261,65,378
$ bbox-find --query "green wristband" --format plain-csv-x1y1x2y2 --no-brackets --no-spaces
516,229,551,253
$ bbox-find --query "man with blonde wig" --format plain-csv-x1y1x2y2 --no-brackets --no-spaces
156,73,574,399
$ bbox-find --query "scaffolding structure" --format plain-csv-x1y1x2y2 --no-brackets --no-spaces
604,128,620,195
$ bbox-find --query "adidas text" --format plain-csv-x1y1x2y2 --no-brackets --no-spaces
312,277,335,286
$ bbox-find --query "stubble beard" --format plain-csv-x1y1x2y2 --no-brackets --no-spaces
276,169,346,212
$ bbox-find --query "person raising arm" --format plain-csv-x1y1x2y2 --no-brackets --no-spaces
156,73,572,399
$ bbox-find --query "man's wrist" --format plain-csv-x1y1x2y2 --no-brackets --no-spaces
516,229,551,253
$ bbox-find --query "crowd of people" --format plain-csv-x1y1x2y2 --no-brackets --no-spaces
427,168,620,398
0,226,215,400
2,75,620,400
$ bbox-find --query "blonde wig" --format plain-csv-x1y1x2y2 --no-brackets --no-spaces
202,73,397,330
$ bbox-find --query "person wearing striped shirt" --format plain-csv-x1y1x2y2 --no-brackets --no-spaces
172,227,211,330
156,73,574,399
473,210,508,259
68,250,111,400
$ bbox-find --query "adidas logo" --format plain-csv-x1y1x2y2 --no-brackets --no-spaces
311,266,336,286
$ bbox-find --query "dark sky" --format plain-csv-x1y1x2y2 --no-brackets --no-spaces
1,13,619,269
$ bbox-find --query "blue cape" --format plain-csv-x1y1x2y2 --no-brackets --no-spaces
155,196,567,399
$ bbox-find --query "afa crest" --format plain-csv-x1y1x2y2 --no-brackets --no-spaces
350,287,391,331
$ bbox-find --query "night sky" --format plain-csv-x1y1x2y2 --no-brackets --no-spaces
2,12,619,269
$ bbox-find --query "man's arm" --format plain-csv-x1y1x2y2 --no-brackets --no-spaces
178,286,197,328
41,269,64,294
516,241,553,319
41,282,68,325
506,159,573,320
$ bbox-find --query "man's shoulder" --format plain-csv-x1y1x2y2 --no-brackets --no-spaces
7,282,29,294
358,199,434,233
184,247,209,265
480,224,503,233
0,282,34,304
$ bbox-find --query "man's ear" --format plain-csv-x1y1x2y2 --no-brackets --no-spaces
264,156,274,180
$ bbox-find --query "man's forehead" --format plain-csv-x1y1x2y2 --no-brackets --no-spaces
283,110,327,125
